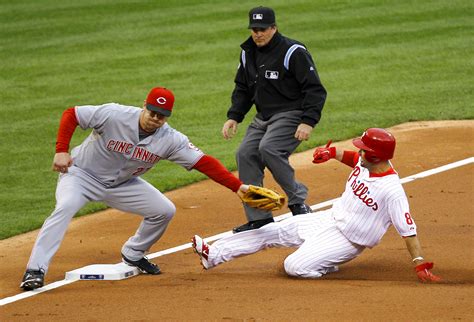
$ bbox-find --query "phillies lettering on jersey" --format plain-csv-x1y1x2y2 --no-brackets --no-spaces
348,166,378,211
333,158,416,248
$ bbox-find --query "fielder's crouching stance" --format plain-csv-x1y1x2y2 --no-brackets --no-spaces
192,128,441,282
21,86,249,291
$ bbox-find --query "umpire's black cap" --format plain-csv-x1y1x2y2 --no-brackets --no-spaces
248,6,276,29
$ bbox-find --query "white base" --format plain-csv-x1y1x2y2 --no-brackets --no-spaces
65,263,139,281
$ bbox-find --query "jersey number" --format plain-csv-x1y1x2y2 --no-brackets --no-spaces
405,212,413,225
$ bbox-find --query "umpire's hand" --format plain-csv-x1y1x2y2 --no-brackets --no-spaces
222,119,238,140
295,123,313,141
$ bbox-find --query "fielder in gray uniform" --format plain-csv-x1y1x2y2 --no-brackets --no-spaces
21,86,247,291
222,7,327,233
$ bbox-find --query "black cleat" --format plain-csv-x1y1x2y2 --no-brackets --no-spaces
20,269,45,291
232,218,275,233
122,254,161,275
289,203,313,216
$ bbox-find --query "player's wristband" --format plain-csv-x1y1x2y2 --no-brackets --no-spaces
412,256,424,262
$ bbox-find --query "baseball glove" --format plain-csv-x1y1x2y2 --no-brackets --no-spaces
239,185,286,211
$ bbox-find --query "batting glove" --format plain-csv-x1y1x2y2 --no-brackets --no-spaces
312,140,336,164
415,262,441,283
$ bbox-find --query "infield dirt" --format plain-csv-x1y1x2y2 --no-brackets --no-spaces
1,120,473,321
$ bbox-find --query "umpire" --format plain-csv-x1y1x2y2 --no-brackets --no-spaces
222,6,327,233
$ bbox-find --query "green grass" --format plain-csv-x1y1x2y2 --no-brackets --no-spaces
0,0,472,239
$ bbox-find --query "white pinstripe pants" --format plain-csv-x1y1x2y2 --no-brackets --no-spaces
208,210,365,278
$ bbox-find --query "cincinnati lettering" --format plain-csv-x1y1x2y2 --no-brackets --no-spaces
106,140,133,154
131,147,160,164
348,166,378,211
106,140,161,164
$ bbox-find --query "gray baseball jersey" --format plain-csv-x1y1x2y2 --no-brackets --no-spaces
27,103,204,272
73,103,203,186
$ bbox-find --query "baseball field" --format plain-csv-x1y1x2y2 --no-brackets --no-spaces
1,0,473,320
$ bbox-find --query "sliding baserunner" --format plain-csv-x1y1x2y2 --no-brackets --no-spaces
192,128,441,282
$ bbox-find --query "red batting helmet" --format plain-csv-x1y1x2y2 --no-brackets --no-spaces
352,128,396,163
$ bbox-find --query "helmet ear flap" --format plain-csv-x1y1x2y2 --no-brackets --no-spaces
363,150,381,163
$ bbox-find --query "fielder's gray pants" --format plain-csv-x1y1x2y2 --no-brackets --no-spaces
27,166,175,273
237,110,308,222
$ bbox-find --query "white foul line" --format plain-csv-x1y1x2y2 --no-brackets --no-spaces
1,157,472,306
0,280,76,306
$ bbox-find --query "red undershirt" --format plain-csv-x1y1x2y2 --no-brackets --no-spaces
56,107,78,153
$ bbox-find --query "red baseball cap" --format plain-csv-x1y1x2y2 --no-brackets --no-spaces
145,87,174,116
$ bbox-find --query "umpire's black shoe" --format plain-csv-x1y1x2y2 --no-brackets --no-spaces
20,269,45,291
289,203,313,216
122,254,161,275
232,218,275,233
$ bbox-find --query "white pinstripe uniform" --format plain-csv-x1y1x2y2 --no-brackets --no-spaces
205,156,417,278
27,103,203,272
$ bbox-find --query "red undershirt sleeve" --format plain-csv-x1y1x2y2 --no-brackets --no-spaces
192,155,242,192
56,107,79,153
341,151,359,167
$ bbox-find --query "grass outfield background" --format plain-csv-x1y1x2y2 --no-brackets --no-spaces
0,0,472,239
